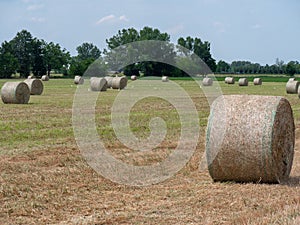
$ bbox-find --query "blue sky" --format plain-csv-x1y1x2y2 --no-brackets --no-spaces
0,0,299,65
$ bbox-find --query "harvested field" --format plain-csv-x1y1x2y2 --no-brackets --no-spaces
0,79,299,224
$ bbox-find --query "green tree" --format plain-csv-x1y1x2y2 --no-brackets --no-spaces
177,36,216,72
11,29,33,77
76,42,101,61
0,41,19,78
216,60,230,73
286,61,298,76
31,38,47,77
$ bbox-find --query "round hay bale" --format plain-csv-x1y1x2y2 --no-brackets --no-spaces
131,75,137,81
162,76,169,82
23,79,44,95
104,76,114,88
90,77,107,91
238,78,248,86
206,95,295,183
289,77,296,81
112,76,127,90
225,77,235,84
41,75,49,81
74,76,84,85
202,77,213,86
286,80,300,94
253,78,262,85
1,82,30,104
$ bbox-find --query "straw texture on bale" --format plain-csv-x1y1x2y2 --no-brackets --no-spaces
41,75,49,81
74,76,84,85
162,76,169,82
1,82,30,104
253,78,262,85
24,79,44,95
286,80,300,94
202,77,213,86
104,76,114,88
111,76,127,90
238,78,248,86
206,95,295,183
90,77,107,91
225,77,235,84
131,75,137,81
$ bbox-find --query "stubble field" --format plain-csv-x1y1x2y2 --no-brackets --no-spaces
0,78,299,224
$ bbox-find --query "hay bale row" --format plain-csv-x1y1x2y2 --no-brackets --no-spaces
74,76,84,85
90,77,107,91
23,79,44,95
224,77,262,85
1,82,30,104
202,77,213,86
206,95,295,183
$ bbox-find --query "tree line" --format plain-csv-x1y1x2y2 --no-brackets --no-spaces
0,27,299,78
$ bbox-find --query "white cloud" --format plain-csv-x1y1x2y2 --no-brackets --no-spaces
166,24,184,35
251,24,262,29
30,17,45,23
27,4,44,11
119,15,129,22
96,14,129,25
96,15,116,24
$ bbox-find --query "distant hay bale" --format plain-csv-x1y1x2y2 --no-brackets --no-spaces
131,75,137,81
162,76,169,82
90,77,107,91
206,95,295,183
23,79,44,95
253,78,262,85
202,77,213,86
41,75,49,81
74,76,84,85
112,76,127,90
225,77,235,84
286,80,300,94
238,78,248,86
1,82,30,104
27,75,34,79
104,76,114,88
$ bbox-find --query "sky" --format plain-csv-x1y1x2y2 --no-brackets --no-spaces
0,0,299,65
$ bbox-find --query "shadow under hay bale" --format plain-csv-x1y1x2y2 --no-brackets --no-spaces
24,79,44,95
225,77,235,84
202,77,213,86
90,77,107,91
238,78,248,86
253,78,262,85
1,82,30,104
206,95,294,184
286,80,299,94
74,76,84,85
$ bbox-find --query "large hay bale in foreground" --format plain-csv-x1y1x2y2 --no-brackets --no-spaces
41,75,49,81
238,78,248,86
104,76,114,88
112,76,127,89
253,78,262,85
90,77,107,91
225,77,235,84
131,75,137,81
162,76,169,82
286,80,299,94
202,77,213,86
206,95,294,183
74,76,84,85
1,82,30,104
24,79,44,95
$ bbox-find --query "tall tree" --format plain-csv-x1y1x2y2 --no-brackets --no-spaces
177,36,216,72
0,41,19,78
216,60,230,73
286,61,298,76
76,42,101,61
31,38,47,77
11,29,33,77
